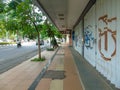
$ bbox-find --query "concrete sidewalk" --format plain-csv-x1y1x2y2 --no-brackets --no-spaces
0,44,83,90
70,47,119,90
0,48,57,90
0,43,116,90
35,44,83,90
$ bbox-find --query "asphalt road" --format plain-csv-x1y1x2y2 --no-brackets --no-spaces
0,42,47,74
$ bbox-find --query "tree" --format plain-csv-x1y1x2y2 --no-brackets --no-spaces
41,20,62,48
0,1,9,39
0,20,6,38
0,0,45,58
0,0,22,40
16,0,45,58
0,0,5,13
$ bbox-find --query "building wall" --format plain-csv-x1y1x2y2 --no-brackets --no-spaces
84,5,96,67
116,0,120,88
73,0,120,88
73,21,83,55
96,0,120,88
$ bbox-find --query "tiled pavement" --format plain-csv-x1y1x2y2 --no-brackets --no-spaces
0,43,118,90
35,44,83,90
0,44,83,90
0,49,57,90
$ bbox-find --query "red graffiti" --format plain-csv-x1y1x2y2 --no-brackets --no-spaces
98,15,116,61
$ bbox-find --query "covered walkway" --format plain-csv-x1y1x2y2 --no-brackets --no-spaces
34,0,120,88
0,0,120,89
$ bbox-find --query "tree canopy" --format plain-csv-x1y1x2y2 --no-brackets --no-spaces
0,0,63,58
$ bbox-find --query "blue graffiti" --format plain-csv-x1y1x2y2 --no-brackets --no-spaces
84,25,94,49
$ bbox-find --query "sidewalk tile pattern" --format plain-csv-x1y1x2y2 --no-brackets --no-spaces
0,44,115,90
0,50,55,90
63,46,83,90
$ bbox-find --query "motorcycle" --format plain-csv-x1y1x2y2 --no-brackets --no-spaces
17,42,21,48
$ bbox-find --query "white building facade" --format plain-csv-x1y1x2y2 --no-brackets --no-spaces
73,0,120,88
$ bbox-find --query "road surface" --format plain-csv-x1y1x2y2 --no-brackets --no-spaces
0,42,47,74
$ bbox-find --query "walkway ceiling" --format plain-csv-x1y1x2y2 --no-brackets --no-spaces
34,0,90,33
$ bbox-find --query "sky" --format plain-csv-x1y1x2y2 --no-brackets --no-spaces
3,0,12,4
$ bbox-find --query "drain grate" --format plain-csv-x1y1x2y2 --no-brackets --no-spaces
43,70,65,80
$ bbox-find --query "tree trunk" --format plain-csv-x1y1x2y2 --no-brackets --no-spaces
37,32,41,58
31,20,41,59
50,37,51,48
28,13,41,59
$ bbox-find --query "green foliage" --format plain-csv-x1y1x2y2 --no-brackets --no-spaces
0,0,62,40
57,42,61,44
22,25,38,39
16,0,45,34
46,48,54,51
31,57,45,62
0,0,62,41
0,3,5,13
0,0,23,40
8,0,22,10
41,20,63,39
0,42,15,45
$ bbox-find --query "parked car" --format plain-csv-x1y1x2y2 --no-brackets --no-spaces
36,40,44,45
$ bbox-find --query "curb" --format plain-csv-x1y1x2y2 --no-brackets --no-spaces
28,47,60,90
